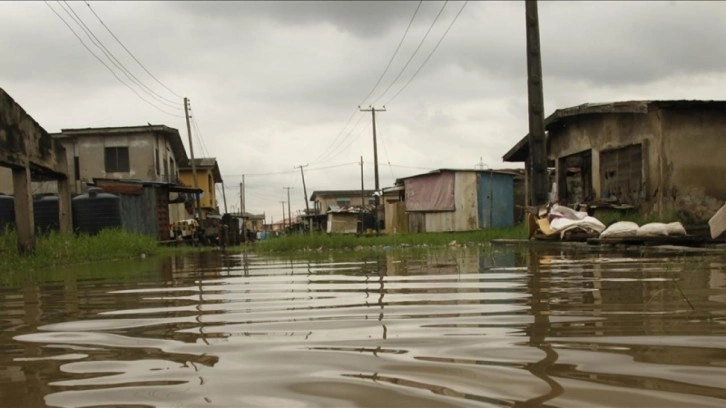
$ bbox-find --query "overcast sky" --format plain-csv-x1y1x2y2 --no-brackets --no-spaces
2,1,725,221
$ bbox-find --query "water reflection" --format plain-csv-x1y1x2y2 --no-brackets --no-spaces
1,246,725,407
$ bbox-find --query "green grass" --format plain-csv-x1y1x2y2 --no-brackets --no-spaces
253,224,528,253
0,228,159,272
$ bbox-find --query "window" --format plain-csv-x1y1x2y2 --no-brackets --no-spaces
155,148,160,175
104,147,130,173
336,198,351,207
600,144,643,204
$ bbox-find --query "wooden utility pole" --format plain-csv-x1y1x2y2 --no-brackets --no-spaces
525,0,549,207
284,187,293,232
221,181,228,214
184,97,201,217
359,105,386,234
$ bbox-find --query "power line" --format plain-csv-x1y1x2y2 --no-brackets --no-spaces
310,1,422,166
384,1,468,105
83,0,183,99
58,1,182,110
314,112,368,164
370,1,449,106
44,1,184,118
358,1,423,107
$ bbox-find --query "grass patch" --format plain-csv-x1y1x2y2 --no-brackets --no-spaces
0,228,159,273
253,224,528,253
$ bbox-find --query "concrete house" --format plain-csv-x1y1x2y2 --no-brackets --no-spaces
390,169,516,233
1,124,188,195
179,157,223,217
503,100,726,222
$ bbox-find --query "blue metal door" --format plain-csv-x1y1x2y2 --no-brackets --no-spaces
479,173,514,229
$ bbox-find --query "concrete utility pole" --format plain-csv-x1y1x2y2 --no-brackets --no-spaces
284,187,293,231
280,200,286,232
184,97,201,217
525,1,549,207
295,164,312,234
359,105,386,234
360,156,367,234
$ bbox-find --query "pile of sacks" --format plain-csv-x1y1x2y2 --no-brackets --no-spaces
530,204,606,240
599,220,686,238
529,203,688,240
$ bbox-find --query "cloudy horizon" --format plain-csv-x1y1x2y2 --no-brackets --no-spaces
2,1,725,221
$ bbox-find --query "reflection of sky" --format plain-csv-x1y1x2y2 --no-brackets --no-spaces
3,248,726,407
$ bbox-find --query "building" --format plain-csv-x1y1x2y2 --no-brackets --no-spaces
179,158,223,217
310,190,376,214
390,169,516,233
503,100,726,222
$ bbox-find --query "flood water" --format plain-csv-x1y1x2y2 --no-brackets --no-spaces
1,244,726,407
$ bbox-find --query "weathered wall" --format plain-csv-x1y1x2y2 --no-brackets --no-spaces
547,105,726,221
423,172,479,232
179,168,217,209
660,106,726,221
548,112,657,206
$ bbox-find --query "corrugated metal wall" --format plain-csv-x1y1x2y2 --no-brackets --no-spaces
478,173,514,228
119,188,159,237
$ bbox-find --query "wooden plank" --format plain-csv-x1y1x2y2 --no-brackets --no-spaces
709,202,726,239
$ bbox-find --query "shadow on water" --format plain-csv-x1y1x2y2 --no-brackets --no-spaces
1,245,725,407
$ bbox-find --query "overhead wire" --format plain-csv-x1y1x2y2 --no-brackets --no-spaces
58,1,183,109
314,112,368,164
384,1,469,106
370,1,449,107
44,1,185,119
83,0,183,99
310,1,423,165
358,1,423,107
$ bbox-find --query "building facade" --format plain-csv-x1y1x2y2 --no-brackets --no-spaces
503,100,726,222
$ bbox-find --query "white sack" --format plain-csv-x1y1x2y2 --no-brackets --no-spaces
599,221,639,238
636,222,668,236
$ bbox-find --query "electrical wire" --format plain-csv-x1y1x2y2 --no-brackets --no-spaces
59,1,182,109
358,1,423,107
44,2,185,118
310,1,422,165
370,1,449,107
83,0,183,99
314,112,368,164
384,1,468,105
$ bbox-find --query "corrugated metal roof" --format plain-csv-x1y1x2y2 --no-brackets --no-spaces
394,168,516,185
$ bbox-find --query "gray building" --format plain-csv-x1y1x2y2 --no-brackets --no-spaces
503,100,726,222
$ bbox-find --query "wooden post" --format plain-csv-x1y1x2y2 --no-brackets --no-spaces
12,165,35,254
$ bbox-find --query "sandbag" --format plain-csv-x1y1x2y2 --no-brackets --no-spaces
600,221,639,238
636,222,668,236
666,221,687,236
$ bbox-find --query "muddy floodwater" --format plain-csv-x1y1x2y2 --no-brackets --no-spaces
1,244,726,407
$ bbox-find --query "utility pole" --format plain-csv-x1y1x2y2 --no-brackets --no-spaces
295,164,312,234
284,187,293,232
184,97,200,218
280,201,286,233
221,182,228,214
525,0,549,207
360,105,386,234
360,156,365,234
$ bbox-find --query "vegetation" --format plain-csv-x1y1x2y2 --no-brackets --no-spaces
0,228,159,272
253,224,528,253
